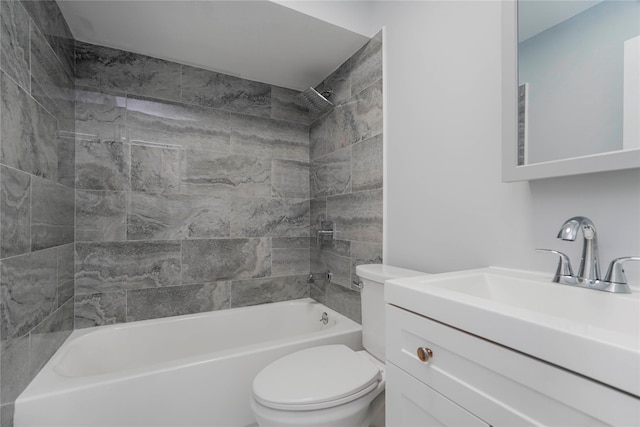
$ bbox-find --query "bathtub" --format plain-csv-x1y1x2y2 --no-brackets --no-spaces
15,298,362,427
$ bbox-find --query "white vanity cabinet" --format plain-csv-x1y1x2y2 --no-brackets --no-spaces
386,304,640,427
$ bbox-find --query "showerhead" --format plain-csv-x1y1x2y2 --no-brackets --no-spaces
298,87,333,114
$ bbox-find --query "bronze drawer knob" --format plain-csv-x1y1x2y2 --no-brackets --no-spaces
417,347,433,363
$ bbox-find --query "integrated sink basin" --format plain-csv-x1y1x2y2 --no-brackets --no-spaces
386,267,640,397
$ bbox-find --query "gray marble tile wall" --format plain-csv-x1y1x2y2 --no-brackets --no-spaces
309,32,384,323
0,1,76,425
73,41,313,331
0,12,381,424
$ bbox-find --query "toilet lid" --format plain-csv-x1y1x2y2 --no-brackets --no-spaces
252,345,382,411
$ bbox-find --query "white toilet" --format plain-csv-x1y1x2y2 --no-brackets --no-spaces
250,264,426,427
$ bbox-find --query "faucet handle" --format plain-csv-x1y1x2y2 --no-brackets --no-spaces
536,249,574,282
604,257,640,285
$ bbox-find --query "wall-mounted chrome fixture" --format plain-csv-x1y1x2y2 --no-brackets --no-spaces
298,87,333,114
307,271,332,284
537,216,639,293
316,221,335,248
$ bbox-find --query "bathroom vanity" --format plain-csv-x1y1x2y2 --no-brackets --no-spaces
385,268,640,426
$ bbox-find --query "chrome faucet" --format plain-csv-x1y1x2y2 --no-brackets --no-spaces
557,216,601,282
537,216,639,294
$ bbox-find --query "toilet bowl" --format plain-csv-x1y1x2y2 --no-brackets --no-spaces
250,264,427,427
250,345,385,427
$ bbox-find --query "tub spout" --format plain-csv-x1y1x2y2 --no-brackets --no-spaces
306,271,332,283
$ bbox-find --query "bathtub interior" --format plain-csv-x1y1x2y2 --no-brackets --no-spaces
54,299,347,378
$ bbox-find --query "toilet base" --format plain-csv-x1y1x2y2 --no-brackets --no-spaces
368,392,385,427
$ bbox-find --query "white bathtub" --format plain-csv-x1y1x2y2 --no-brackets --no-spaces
15,298,362,427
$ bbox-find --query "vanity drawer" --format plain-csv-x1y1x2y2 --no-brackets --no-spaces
386,304,640,426
387,362,489,427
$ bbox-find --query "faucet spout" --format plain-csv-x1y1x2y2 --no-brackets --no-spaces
557,216,601,282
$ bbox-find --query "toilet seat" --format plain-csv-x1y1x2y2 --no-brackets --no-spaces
252,345,382,411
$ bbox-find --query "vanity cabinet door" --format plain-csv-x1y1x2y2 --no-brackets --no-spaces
386,304,640,426
386,362,489,427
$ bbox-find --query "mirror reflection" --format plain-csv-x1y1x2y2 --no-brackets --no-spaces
517,0,639,166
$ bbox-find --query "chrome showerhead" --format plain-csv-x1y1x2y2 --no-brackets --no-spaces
298,87,333,113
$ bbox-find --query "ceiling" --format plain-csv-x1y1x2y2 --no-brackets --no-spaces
57,0,371,91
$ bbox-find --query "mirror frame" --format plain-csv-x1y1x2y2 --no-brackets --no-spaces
501,0,640,182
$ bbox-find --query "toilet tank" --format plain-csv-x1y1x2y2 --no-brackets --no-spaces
355,264,427,361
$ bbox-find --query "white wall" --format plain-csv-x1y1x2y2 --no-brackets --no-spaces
371,1,640,285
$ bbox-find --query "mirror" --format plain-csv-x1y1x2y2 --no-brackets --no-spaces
501,0,640,182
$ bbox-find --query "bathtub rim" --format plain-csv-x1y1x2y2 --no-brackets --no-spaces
67,297,345,348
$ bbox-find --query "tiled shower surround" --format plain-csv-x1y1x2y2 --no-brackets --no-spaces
309,33,384,322
72,34,383,327
0,0,76,424
72,39,314,327
0,0,382,424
